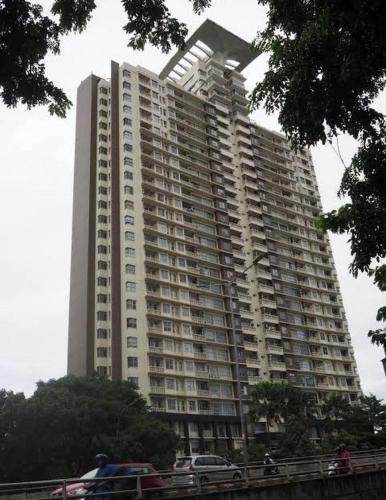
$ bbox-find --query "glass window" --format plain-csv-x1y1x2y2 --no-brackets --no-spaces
127,317,137,328
127,336,138,348
127,357,138,367
126,281,136,292
126,299,137,310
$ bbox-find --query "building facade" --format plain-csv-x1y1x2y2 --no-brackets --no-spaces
68,20,361,455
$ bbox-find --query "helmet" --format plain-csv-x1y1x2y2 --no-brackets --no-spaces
95,453,109,461
265,453,270,457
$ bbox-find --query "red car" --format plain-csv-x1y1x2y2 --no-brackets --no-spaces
52,463,164,498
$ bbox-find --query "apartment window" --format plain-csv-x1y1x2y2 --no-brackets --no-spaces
127,336,138,348
126,299,137,310
97,260,107,270
98,173,108,181
123,117,132,126
123,93,131,102
99,109,108,117
97,230,107,239
123,81,131,90
123,69,131,78
97,277,107,286
98,134,107,142
123,143,133,152
97,347,108,357
127,356,138,368
123,105,132,114
128,377,138,386
97,245,107,254
126,281,136,292
98,200,107,209
99,98,107,106
99,121,107,130
125,215,134,225
166,378,176,390
123,130,133,141
124,200,134,210
124,157,133,166
98,215,107,223
98,186,108,195
97,294,107,303
125,231,135,241
124,171,133,180
165,359,174,370
124,185,134,195
97,328,108,339
125,247,135,257
97,366,108,376
97,311,107,321
127,318,137,328
126,264,135,274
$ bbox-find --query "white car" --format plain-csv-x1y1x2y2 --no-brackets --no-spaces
173,455,242,485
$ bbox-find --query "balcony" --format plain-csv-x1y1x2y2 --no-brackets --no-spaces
149,386,165,394
269,360,286,371
266,345,284,355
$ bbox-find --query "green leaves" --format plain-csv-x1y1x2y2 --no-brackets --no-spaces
51,0,96,33
0,376,179,481
0,0,72,117
0,0,213,116
121,0,188,53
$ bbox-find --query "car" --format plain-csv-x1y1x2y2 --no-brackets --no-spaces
52,463,164,498
172,455,242,486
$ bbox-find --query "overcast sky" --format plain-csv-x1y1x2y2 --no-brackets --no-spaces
0,0,384,398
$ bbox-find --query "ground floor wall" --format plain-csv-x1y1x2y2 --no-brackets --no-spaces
194,470,386,500
154,412,243,456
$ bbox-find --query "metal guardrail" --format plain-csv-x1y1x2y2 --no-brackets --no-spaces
2,452,386,500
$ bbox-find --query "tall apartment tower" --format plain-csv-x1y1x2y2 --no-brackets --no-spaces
68,20,361,454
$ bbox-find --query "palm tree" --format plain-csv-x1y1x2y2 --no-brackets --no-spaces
321,394,351,435
250,382,317,449
249,382,286,448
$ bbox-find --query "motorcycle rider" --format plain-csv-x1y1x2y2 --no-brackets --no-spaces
263,453,278,476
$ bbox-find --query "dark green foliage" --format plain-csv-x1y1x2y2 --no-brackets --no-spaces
51,0,96,33
0,0,212,116
250,381,317,430
249,382,317,452
249,383,386,457
0,0,71,117
0,376,179,482
122,0,188,52
320,393,386,450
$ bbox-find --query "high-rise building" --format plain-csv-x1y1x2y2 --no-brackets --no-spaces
68,20,361,454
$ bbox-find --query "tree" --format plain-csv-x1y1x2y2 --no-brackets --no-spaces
249,381,284,437
320,393,386,450
0,0,212,117
249,382,316,451
321,394,352,435
0,376,179,482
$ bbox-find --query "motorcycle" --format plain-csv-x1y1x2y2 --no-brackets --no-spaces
328,460,339,476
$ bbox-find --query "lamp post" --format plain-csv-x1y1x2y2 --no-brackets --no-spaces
198,252,267,464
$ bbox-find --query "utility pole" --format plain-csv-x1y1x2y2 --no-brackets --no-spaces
198,252,267,465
